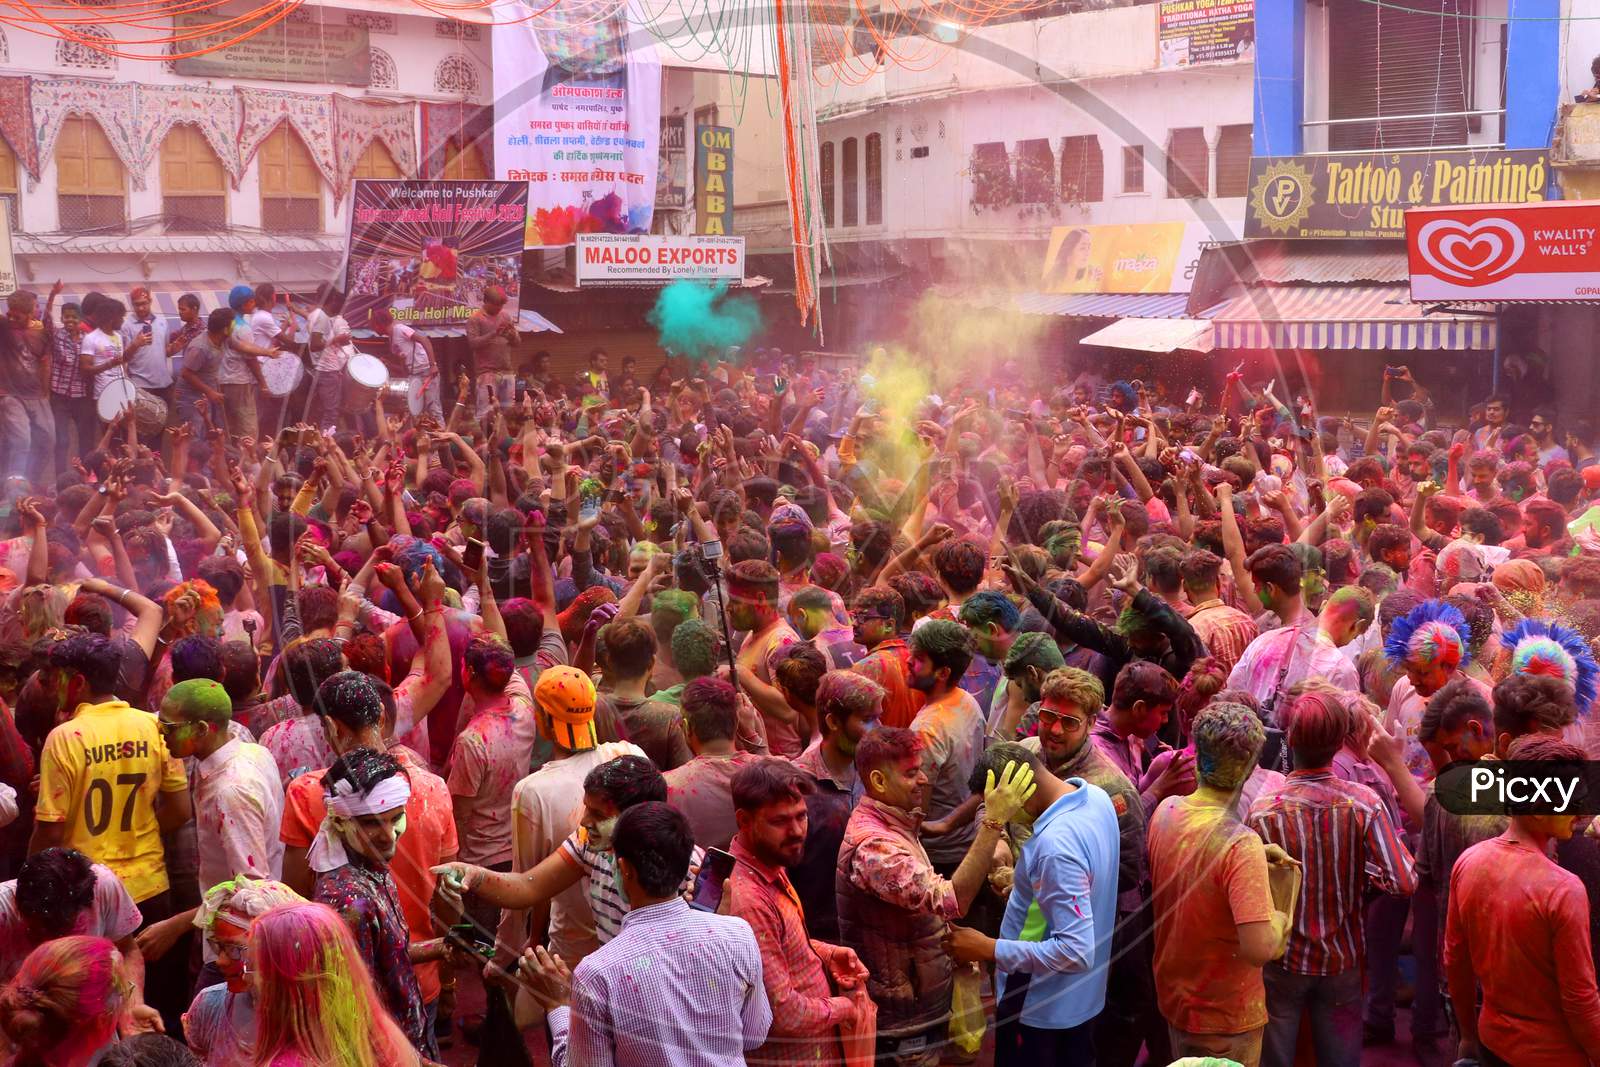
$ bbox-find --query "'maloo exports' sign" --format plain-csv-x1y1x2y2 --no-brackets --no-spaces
576,234,745,285
1246,149,1550,239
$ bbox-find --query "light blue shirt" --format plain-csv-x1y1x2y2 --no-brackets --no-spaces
120,313,172,389
994,778,1120,1030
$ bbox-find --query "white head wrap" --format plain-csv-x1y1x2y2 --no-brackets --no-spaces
307,774,412,874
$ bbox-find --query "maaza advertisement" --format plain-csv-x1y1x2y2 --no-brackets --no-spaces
1246,149,1550,239
491,0,661,247
344,180,528,330
1041,222,1215,294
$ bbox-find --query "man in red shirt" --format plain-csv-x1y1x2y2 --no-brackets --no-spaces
848,586,924,730
724,759,867,1065
1446,734,1600,1067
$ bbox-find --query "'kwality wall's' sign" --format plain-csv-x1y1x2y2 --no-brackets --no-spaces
1245,149,1551,239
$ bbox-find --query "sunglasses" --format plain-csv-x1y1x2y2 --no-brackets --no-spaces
1035,708,1087,730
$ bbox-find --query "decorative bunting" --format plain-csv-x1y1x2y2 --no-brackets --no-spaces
134,84,242,186
0,77,38,181
419,101,492,178
237,87,339,190
30,79,141,190
332,94,417,196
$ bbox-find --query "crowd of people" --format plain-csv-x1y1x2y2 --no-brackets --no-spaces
0,279,1598,1067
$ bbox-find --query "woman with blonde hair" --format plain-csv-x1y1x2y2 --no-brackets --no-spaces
0,935,128,1067
248,902,420,1067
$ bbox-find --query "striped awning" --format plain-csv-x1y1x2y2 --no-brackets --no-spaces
1210,285,1495,351
1012,292,1195,319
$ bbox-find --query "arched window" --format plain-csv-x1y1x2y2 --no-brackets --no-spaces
865,133,882,224
841,137,858,227
161,124,226,232
433,54,480,96
820,142,834,228
56,27,114,70
0,29,11,64
353,140,402,181
259,123,322,233
367,47,398,90
57,115,126,231
440,137,489,179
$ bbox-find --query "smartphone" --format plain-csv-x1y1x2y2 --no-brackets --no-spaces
579,497,600,523
462,537,485,571
690,847,737,913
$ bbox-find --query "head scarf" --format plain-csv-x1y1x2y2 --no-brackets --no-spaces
227,284,254,326
1493,559,1547,616
307,774,411,874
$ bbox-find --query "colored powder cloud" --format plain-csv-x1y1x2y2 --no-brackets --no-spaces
647,280,761,360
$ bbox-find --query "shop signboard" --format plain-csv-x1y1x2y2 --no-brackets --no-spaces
1407,199,1600,301
576,234,744,285
1158,0,1254,69
1246,149,1550,239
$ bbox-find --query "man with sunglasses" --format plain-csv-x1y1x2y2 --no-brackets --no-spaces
1528,408,1569,466
1018,666,1164,1066
137,679,285,992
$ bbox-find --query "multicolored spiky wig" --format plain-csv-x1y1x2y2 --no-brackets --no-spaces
1384,600,1471,671
1502,618,1599,715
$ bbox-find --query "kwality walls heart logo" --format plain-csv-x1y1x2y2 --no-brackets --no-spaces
1414,217,1526,284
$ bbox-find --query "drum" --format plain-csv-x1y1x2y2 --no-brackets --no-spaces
380,377,414,415
132,388,167,435
260,353,305,398
96,379,137,423
346,353,388,391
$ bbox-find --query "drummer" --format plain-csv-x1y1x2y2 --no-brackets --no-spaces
307,288,353,430
369,307,442,421
220,285,276,441
78,297,140,423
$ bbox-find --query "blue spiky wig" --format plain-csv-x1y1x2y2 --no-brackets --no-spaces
1384,600,1471,671
1503,618,1599,715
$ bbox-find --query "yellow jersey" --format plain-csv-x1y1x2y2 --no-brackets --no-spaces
35,700,188,903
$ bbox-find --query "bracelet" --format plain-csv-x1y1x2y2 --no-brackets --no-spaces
407,609,423,622
981,817,1008,834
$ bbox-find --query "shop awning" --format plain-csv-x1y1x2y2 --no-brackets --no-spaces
1210,285,1495,351
1080,316,1215,353
1011,292,1195,318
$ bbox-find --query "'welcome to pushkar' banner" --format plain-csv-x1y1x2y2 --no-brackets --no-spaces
343,180,528,331
492,0,661,248
1245,149,1550,240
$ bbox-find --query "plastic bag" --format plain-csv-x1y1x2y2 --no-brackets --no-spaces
839,986,878,1067
948,963,986,1055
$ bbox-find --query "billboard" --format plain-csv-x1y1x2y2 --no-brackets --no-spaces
173,11,370,85
1408,200,1600,301
491,1,661,248
658,116,687,211
576,234,745,285
1158,0,1254,69
1246,150,1550,239
696,125,734,235
1041,222,1218,294
344,180,528,330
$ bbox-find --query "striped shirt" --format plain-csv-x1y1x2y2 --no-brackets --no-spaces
1185,599,1260,677
1246,770,1418,975
47,324,86,399
559,829,703,946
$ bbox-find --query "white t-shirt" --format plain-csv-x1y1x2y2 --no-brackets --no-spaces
308,309,352,374
391,322,431,376
0,864,141,984
81,330,126,399
248,308,282,354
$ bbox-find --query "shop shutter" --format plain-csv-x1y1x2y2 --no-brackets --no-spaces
1328,0,1471,151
